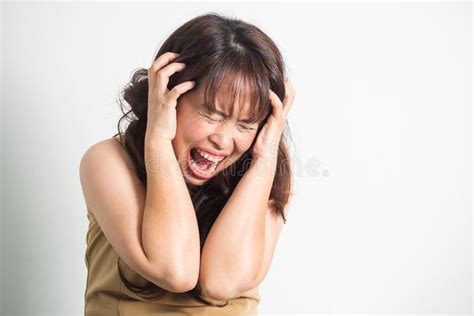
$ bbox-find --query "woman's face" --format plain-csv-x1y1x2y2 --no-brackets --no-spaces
171,79,259,185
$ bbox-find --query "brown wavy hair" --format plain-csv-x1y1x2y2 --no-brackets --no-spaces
113,12,293,306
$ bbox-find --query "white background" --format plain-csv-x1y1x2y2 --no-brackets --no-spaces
1,1,472,315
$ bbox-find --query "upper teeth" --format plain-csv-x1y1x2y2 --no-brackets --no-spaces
196,149,225,163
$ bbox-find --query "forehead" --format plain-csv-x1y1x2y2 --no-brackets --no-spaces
197,76,256,119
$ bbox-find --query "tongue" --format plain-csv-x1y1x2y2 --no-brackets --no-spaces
191,149,212,170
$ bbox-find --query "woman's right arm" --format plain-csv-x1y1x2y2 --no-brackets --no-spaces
141,128,201,290
79,52,199,293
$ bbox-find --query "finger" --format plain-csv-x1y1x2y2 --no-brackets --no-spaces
165,80,196,106
149,52,180,74
147,52,180,86
282,79,295,117
268,89,283,119
156,62,187,94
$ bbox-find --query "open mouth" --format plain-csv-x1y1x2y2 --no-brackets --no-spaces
186,147,227,180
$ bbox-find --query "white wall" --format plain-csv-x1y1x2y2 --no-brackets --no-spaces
1,1,471,315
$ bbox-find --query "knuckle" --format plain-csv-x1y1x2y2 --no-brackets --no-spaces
151,64,161,74
168,89,180,99
164,92,174,102
156,71,166,80
172,85,184,94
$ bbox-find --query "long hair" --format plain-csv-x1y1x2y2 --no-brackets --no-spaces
113,12,293,306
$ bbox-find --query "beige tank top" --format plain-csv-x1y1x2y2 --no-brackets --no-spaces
84,209,261,315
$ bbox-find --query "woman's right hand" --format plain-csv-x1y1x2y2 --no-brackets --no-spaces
146,52,196,141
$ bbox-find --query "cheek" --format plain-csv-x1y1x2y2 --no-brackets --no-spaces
235,132,257,153
176,112,212,141
174,108,199,156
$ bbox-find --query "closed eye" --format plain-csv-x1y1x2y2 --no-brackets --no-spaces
239,124,255,131
199,112,221,122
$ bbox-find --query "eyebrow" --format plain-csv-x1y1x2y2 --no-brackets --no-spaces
200,102,256,124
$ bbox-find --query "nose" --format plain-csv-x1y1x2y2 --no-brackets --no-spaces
208,122,234,152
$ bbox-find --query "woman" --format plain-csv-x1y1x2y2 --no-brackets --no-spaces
80,12,295,315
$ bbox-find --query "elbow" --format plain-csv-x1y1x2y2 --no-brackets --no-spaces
198,278,236,301
170,278,197,293
157,268,199,293
197,266,257,301
174,269,200,293
167,274,198,293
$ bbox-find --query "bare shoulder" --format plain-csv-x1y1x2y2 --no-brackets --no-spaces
79,134,144,214
84,134,126,160
79,137,172,288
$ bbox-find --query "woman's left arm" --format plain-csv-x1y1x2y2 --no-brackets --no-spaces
198,78,295,301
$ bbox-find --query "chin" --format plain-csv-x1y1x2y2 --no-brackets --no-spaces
184,175,207,186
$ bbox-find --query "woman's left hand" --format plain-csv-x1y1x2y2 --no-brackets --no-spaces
252,77,295,161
